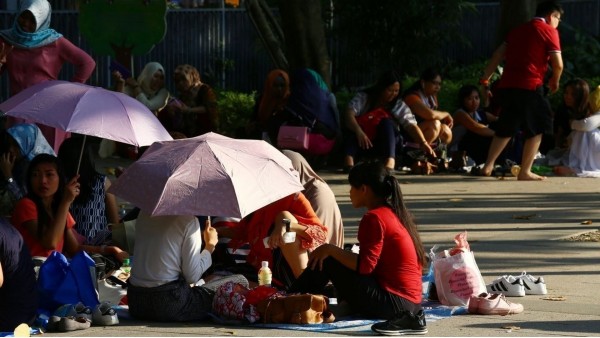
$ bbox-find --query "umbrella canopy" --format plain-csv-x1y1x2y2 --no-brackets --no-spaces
0,80,172,147
108,132,304,218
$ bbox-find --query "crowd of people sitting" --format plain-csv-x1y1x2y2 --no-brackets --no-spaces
0,0,598,335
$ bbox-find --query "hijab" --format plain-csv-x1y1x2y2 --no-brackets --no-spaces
137,62,166,97
0,0,62,49
257,69,290,125
7,123,55,160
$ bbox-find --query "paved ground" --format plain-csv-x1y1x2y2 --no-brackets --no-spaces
47,163,600,337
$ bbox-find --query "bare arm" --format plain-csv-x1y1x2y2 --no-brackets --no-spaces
481,43,506,82
344,107,372,149
308,243,358,272
548,52,564,94
405,124,435,157
104,178,120,224
454,111,495,137
0,261,4,287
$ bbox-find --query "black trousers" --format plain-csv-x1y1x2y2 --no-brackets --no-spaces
289,257,421,319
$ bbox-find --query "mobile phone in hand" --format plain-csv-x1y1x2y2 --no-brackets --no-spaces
109,60,132,79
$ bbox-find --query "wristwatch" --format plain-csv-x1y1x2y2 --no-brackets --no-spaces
6,177,13,184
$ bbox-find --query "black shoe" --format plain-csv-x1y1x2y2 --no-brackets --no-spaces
371,310,428,336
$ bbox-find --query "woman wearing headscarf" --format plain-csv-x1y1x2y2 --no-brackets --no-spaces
113,62,170,115
283,150,344,248
159,64,218,137
0,0,96,152
0,123,54,217
254,69,291,141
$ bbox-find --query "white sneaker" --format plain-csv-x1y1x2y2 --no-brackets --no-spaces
517,271,547,295
486,275,525,297
92,302,119,326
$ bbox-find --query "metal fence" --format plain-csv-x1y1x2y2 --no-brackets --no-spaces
1,0,599,100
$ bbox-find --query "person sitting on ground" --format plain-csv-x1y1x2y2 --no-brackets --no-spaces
450,85,499,167
158,64,218,137
283,150,344,248
57,136,120,245
403,68,454,151
127,213,248,322
0,123,55,217
113,61,170,116
244,69,290,142
344,70,434,172
553,79,600,177
217,193,328,289
0,217,38,332
289,161,427,335
10,154,128,262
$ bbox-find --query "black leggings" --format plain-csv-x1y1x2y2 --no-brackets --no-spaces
289,257,421,319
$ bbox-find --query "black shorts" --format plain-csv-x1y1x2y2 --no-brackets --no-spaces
494,87,553,138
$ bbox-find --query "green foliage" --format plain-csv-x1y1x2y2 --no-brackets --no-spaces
332,0,476,76
217,90,256,137
78,0,167,56
561,24,600,79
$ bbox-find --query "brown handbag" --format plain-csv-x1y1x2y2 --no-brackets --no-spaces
257,294,335,324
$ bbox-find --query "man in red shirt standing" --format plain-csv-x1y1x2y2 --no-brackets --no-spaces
479,1,564,180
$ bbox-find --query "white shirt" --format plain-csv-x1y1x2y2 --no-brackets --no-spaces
129,212,213,288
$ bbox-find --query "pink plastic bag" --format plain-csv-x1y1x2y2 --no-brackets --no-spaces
432,231,486,306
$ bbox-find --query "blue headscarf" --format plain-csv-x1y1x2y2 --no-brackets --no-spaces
0,0,62,49
7,123,55,160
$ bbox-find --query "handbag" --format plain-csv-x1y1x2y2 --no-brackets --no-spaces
355,108,391,141
431,232,486,306
37,251,100,313
277,125,309,151
257,294,335,324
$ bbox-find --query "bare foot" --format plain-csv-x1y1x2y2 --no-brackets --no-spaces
479,164,493,176
518,171,546,181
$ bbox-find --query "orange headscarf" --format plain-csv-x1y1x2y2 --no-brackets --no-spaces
257,69,290,126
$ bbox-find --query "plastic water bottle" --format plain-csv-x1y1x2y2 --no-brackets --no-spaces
122,258,131,274
258,261,272,286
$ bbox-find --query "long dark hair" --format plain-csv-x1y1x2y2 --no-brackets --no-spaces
57,136,98,203
25,154,67,240
564,78,592,120
348,161,426,266
364,70,402,112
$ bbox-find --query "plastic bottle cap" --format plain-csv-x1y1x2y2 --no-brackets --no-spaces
261,261,268,268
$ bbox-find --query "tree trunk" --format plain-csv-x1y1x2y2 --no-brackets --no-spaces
496,0,537,45
244,0,288,70
279,0,331,86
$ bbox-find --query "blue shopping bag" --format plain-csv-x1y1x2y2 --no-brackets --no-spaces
37,251,100,313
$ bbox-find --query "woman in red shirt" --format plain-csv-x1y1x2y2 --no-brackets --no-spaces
289,161,427,335
11,154,127,261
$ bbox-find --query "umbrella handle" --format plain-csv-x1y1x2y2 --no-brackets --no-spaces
76,135,87,175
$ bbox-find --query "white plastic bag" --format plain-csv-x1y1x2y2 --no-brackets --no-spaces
432,231,486,306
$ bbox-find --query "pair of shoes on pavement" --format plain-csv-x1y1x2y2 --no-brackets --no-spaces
371,310,428,336
468,292,524,315
51,301,119,329
486,271,547,297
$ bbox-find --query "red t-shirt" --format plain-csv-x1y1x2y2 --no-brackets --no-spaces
11,198,76,258
357,206,422,304
499,18,561,91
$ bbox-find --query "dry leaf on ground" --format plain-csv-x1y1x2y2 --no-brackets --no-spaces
581,220,593,225
502,325,521,330
542,296,566,301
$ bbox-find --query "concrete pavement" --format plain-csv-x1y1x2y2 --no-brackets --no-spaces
47,166,600,337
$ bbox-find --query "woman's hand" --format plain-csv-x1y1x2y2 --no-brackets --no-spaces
63,175,81,204
308,244,334,271
107,245,129,262
0,42,13,65
356,129,373,150
203,221,218,252
442,113,454,128
0,153,15,180
268,221,287,249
